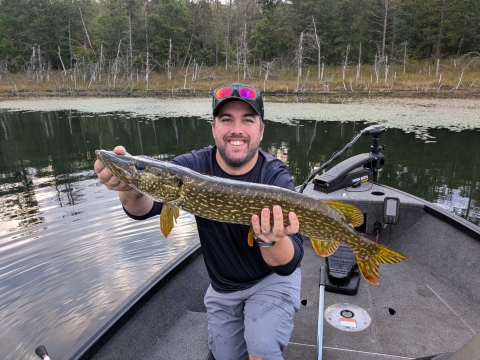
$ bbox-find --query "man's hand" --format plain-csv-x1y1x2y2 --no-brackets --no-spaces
94,146,133,192
251,205,299,244
250,205,298,266
94,145,154,216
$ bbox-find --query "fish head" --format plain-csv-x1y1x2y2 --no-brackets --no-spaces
95,150,182,202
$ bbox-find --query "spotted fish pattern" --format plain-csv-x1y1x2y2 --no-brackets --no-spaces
96,150,407,285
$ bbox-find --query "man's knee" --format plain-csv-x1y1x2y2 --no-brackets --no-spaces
244,304,295,359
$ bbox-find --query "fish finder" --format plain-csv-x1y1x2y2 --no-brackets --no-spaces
383,197,400,225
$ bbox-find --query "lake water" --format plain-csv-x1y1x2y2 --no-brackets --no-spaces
0,97,479,359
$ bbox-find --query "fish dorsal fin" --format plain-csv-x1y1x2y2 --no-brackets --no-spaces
310,238,340,257
323,200,364,227
160,204,180,238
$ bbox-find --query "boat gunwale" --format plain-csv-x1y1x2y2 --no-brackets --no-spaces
61,241,202,360
378,183,480,242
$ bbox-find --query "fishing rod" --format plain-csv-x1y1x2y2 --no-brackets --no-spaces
35,345,51,360
298,124,386,194
317,266,326,360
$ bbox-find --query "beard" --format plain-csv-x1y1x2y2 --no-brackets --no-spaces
216,135,261,168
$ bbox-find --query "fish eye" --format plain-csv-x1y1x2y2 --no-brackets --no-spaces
135,162,146,171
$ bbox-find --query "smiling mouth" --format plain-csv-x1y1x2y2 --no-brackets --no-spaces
228,139,247,146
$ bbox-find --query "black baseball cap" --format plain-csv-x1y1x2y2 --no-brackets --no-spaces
212,83,264,120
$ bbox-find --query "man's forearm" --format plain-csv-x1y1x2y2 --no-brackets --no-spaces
119,190,154,217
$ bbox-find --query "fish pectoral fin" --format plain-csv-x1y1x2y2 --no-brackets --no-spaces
354,243,407,285
160,203,181,238
322,200,364,228
247,227,255,247
310,238,340,257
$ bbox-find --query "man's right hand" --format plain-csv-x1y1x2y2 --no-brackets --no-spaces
94,146,133,192
94,145,154,216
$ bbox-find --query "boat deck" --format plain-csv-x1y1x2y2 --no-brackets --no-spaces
83,183,480,360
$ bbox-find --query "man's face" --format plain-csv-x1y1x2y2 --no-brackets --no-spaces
212,100,264,172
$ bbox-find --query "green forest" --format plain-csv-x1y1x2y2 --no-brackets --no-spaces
0,0,479,94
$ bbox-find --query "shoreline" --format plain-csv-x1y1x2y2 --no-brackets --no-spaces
1,88,479,102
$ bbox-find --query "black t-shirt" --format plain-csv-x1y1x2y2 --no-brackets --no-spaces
125,146,304,293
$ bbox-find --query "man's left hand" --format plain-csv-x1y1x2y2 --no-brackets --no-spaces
251,205,299,244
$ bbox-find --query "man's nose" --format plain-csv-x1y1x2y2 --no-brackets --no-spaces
231,119,244,133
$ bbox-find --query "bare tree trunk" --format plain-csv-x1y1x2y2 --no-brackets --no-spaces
182,28,196,70
57,46,67,75
215,0,219,66
357,42,362,79
382,0,389,61
243,20,248,80
168,38,173,81
312,17,321,79
403,41,407,75
78,5,95,57
113,39,122,88
69,6,73,69
436,0,446,60
225,0,232,71
390,4,398,57
183,55,191,89
38,45,43,80
342,45,350,82
384,56,389,83
143,0,150,89
99,44,103,81
128,11,133,82
263,61,270,92
374,51,380,85
296,31,304,91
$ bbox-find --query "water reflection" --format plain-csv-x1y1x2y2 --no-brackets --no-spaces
0,108,478,359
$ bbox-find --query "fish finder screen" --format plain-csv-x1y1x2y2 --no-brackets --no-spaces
385,199,398,216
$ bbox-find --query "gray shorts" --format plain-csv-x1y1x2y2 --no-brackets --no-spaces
204,268,301,360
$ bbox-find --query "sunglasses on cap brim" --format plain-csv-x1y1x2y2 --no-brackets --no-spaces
213,86,260,103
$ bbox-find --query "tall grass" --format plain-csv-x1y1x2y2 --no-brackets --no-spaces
0,57,479,99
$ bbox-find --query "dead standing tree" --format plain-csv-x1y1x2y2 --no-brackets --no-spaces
143,0,151,90
371,0,395,80
168,38,173,81
311,17,323,80
295,30,304,92
225,0,233,72
342,45,350,91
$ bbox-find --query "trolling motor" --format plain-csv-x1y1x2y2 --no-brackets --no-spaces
313,124,386,193
299,124,388,295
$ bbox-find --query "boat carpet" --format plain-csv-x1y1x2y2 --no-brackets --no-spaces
142,310,212,360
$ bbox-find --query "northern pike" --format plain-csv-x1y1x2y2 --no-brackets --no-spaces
96,149,406,285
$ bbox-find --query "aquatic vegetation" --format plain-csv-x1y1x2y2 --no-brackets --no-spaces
0,97,478,141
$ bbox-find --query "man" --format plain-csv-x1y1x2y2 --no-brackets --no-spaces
94,83,304,360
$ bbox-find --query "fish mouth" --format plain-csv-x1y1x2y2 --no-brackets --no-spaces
95,150,136,183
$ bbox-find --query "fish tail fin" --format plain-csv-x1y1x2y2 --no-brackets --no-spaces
355,244,407,285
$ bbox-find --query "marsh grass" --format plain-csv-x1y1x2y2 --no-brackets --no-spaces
1,57,479,99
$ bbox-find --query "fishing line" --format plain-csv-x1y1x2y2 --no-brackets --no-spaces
298,131,364,193
298,124,385,193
